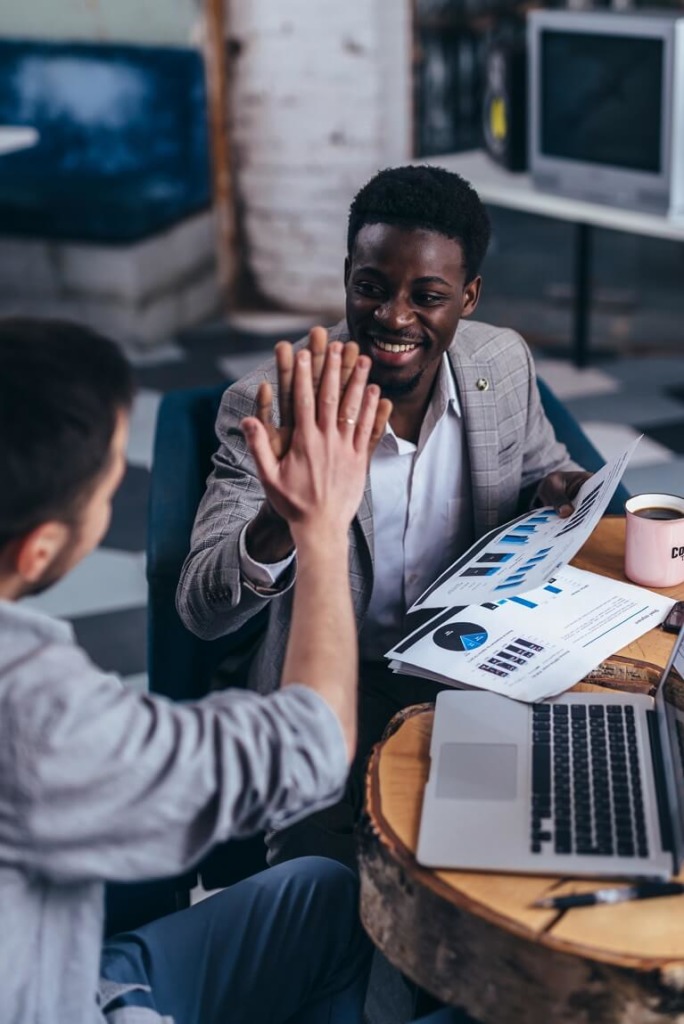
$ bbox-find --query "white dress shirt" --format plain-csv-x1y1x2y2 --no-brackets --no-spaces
239,354,473,660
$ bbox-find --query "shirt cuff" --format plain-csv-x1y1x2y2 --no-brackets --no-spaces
238,523,296,587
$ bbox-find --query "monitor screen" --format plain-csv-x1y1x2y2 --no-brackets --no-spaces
540,30,663,174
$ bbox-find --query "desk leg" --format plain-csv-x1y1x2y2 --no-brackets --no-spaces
572,221,592,368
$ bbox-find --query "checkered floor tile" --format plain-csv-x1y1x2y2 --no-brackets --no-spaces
25,316,684,689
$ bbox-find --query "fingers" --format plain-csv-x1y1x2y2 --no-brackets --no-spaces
275,342,295,429
256,380,273,428
353,385,381,453
368,397,392,455
292,349,316,434
538,472,575,518
307,325,329,395
317,342,343,430
567,471,593,500
341,340,360,391
241,417,278,485
337,354,372,429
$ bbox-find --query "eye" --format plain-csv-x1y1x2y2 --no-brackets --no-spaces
414,292,448,307
354,280,384,299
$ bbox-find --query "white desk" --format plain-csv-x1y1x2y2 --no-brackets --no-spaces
0,126,39,155
424,150,684,365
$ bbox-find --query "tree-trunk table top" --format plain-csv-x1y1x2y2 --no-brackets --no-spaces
359,517,684,1023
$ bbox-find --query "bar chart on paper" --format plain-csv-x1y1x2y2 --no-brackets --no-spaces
411,440,639,611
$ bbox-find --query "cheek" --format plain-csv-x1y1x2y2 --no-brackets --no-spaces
93,503,113,545
77,502,113,556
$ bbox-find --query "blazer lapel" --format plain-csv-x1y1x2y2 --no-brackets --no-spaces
449,347,501,536
355,474,374,561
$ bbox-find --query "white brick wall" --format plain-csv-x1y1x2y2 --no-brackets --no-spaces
229,0,411,313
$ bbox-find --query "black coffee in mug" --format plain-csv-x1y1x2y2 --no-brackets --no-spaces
633,506,684,521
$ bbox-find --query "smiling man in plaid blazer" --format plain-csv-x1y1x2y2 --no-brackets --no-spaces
177,165,590,869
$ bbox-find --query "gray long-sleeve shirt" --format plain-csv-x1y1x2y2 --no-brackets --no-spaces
0,600,347,1024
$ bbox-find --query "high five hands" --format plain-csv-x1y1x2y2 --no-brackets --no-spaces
242,331,392,549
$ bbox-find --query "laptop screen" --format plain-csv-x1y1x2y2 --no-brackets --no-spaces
656,626,684,866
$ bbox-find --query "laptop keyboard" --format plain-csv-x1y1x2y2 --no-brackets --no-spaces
531,703,649,858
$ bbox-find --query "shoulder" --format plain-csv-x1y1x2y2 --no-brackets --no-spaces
0,615,120,760
450,319,533,369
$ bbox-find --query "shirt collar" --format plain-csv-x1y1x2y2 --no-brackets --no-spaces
379,353,462,453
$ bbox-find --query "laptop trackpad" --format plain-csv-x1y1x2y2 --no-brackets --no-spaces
435,742,518,801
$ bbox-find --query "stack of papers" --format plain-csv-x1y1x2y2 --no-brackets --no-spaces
386,440,676,702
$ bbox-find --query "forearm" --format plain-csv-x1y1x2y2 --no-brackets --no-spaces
281,533,357,762
12,666,347,882
177,534,278,640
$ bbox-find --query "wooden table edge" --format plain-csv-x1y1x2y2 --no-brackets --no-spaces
360,703,683,973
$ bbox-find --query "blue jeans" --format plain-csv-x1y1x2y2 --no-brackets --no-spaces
100,857,371,1024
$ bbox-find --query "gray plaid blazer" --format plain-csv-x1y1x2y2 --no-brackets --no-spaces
176,319,579,694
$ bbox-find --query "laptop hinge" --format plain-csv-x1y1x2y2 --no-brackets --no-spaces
647,709,674,854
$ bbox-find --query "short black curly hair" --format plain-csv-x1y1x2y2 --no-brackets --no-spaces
347,165,491,282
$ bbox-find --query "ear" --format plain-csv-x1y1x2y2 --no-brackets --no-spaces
15,522,70,583
343,256,351,289
461,275,482,317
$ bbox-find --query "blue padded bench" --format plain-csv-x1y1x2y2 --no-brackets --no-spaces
0,40,211,243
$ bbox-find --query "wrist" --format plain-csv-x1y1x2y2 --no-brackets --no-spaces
246,502,294,563
291,526,349,566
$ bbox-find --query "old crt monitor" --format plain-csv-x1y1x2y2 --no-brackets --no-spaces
528,9,684,217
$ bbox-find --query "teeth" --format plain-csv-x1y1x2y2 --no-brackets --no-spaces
374,339,418,353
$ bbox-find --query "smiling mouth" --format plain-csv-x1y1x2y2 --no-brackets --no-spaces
370,336,422,354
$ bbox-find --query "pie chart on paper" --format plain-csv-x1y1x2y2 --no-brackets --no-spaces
432,622,489,653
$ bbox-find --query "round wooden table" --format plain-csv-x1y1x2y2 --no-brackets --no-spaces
358,517,684,1024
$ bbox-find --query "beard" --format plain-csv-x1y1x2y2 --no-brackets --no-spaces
370,364,427,398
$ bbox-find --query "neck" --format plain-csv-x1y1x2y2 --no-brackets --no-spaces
387,362,442,443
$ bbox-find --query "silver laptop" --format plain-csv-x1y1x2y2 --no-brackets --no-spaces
417,626,684,878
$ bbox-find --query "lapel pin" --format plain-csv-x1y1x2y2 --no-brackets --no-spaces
476,377,489,392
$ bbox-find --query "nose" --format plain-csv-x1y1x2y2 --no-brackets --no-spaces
373,296,415,330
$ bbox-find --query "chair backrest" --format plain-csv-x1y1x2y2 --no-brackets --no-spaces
147,383,265,703
537,376,630,515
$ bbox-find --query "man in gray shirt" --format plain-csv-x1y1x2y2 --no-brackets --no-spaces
0,319,389,1024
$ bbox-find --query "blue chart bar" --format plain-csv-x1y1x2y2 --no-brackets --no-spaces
461,567,499,577
544,584,562,594
495,582,523,591
479,552,514,563
509,596,538,609
538,548,552,555
501,535,528,545
528,515,553,524
527,554,548,564
513,525,538,534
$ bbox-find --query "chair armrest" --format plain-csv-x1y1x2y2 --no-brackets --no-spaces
537,377,630,516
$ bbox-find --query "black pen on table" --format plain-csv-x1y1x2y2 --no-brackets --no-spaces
532,881,684,910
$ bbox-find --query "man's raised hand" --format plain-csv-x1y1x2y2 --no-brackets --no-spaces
253,327,370,462
242,344,391,539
